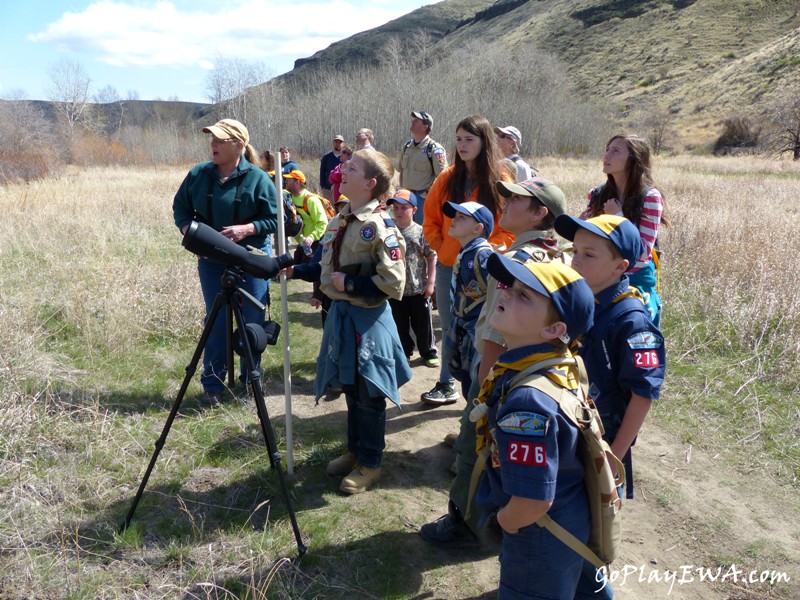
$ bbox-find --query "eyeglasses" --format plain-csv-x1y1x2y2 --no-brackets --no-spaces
211,138,236,144
498,133,510,139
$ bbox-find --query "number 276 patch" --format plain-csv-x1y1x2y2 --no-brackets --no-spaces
633,350,660,368
507,441,546,466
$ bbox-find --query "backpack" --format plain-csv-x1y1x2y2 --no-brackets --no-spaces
282,191,304,237
508,357,625,568
403,139,437,170
302,191,336,219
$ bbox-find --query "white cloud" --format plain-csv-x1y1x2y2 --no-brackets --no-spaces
27,0,416,71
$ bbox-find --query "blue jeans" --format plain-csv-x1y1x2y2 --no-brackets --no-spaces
412,192,426,225
197,252,269,393
435,262,455,386
343,375,387,468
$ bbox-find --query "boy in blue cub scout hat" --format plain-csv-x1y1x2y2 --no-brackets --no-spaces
472,255,595,599
428,201,495,403
554,213,666,600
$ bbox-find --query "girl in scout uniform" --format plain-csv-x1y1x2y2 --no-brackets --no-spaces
289,150,411,494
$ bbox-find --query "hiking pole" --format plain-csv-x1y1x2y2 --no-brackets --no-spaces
274,149,296,475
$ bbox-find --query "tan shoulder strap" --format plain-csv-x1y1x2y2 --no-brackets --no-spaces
508,359,611,569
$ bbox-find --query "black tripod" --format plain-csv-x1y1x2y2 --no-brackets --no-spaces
121,266,306,557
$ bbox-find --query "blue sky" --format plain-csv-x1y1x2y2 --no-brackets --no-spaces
0,0,438,103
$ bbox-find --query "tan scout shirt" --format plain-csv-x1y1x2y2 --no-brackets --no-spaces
319,199,407,308
475,231,570,355
399,135,447,192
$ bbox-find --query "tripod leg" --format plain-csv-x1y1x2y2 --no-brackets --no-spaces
121,291,228,532
231,301,307,557
226,302,235,389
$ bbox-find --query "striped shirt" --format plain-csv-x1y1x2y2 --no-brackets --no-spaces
586,185,664,273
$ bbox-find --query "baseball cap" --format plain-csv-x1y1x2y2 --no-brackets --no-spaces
554,214,644,266
387,188,417,208
487,254,594,342
443,201,494,237
333,134,345,141
411,111,434,128
494,125,522,146
202,119,249,144
283,169,306,185
496,177,567,218
335,194,350,206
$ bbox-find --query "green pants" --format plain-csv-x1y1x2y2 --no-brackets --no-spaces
449,359,485,536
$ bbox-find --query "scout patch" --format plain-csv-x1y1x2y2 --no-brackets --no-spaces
464,279,483,300
434,146,446,166
507,441,546,466
497,411,549,436
322,231,336,244
626,331,663,350
360,223,376,241
385,233,402,260
627,331,663,369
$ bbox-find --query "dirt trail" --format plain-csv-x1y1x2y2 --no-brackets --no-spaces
267,346,799,600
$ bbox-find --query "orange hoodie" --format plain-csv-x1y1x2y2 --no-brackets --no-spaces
422,166,515,266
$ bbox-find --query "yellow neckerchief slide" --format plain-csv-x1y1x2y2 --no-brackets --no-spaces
474,349,580,455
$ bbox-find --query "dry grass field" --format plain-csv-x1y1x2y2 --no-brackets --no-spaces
1,157,799,599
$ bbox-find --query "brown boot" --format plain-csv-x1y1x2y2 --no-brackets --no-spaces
340,464,382,494
326,451,357,476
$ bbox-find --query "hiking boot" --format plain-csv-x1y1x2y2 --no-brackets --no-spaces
202,391,224,405
323,387,342,402
326,451,357,476
420,382,459,405
419,513,480,548
340,464,381,494
443,432,458,447
424,356,441,368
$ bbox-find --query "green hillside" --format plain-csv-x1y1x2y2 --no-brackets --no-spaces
273,0,800,151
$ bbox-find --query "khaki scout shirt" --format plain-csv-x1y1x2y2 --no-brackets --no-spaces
475,230,569,355
319,199,407,308
399,135,447,192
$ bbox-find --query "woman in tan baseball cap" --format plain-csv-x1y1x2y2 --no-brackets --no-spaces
172,118,279,402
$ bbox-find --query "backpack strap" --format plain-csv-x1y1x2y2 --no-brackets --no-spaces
424,140,435,170
509,358,624,569
463,357,574,523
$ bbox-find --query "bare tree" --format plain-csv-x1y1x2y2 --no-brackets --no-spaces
770,96,800,160
0,98,60,181
633,101,674,155
205,55,272,124
45,58,92,139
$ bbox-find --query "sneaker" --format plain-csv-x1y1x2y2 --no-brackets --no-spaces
424,356,441,368
420,382,459,405
340,464,382,494
443,432,458,447
326,451,357,476
419,514,480,548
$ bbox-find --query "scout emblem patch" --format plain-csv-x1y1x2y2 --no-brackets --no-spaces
360,223,376,241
